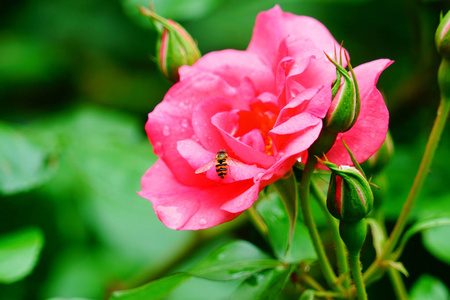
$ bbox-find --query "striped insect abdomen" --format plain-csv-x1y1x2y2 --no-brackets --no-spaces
215,159,227,178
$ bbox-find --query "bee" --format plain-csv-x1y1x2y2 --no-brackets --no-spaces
195,150,244,180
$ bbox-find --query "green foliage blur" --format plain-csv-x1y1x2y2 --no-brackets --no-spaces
1,0,450,299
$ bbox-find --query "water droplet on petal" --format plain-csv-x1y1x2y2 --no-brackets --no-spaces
191,135,199,142
163,126,170,136
277,151,285,159
254,172,265,183
199,218,207,225
181,119,189,128
153,142,163,157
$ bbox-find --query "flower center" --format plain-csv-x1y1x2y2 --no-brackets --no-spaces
234,100,278,156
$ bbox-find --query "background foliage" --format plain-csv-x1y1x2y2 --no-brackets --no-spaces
1,0,450,299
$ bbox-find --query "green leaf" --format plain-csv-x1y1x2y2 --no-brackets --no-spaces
423,224,450,265
299,289,316,300
366,218,386,259
392,216,450,260
0,227,44,283
0,122,57,195
110,240,279,299
410,274,449,300
189,240,280,280
110,273,188,300
386,260,409,277
165,277,242,300
272,172,298,256
231,265,294,300
256,192,317,263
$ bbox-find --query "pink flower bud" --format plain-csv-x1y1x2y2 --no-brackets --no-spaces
317,158,373,222
325,51,361,133
435,10,450,60
140,6,201,82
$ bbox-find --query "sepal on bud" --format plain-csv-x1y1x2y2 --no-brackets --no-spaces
139,6,201,82
317,151,373,222
324,49,361,133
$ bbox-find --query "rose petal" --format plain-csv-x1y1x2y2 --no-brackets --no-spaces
177,139,266,183
271,113,320,135
191,97,231,152
248,5,341,70
139,159,258,230
212,111,276,168
184,49,276,95
147,70,246,186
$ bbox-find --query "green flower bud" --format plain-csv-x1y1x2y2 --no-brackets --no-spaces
435,10,450,60
140,6,201,82
318,158,373,222
324,51,361,133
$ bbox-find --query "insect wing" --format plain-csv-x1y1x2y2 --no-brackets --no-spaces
195,159,215,174
226,157,246,167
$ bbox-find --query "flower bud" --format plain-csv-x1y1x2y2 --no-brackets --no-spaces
318,158,373,222
324,51,361,133
139,6,201,82
435,10,450,60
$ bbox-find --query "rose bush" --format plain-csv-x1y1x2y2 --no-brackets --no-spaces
139,5,392,230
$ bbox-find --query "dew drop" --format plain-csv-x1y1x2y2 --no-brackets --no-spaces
199,218,207,225
191,135,200,142
277,151,285,159
162,125,170,136
153,142,163,157
181,119,189,128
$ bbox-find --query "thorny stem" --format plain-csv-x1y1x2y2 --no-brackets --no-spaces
363,95,450,283
299,156,343,293
349,253,368,300
311,180,350,293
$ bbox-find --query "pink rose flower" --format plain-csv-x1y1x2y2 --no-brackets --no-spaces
139,5,392,230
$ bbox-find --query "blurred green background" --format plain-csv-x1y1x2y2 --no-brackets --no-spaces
1,0,450,299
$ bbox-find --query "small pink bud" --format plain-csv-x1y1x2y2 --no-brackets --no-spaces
140,6,201,82
325,165,373,222
436,10,450,60
316,143,373,222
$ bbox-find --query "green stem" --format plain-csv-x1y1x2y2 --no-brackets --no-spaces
364,97,450,283
388,267,409,300
299,156,342,292
247,206,268,237
349,253,368,300
301,274,327,292
311,180,350,292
